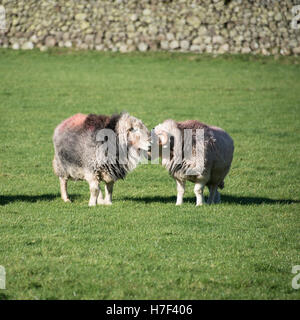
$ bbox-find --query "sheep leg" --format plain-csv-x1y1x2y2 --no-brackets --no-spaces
87,177,100,207
208,185,218,204
194,182,205,206
97,185,105,205
214,189,221,204
104,182,114,205
59,177,71,203
175,179,185,206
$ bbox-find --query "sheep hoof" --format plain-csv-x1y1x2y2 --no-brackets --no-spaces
88,202,97,207
97,200,112,205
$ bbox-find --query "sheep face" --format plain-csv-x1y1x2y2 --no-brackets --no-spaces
153,119,178,147
118,113,150,152
150,119,181,163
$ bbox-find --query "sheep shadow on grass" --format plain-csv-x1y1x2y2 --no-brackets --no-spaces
0,194,82,206
122,195,300,205
1,194,299,206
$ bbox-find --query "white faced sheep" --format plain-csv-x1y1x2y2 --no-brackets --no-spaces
53,112,150,206
152,119,234,206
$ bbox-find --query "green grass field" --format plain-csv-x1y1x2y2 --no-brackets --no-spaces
0,49,299,300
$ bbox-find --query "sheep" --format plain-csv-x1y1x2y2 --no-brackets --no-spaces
152,119,234,206
53,112,150,206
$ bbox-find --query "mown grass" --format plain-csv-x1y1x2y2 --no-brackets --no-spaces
0,49,299,300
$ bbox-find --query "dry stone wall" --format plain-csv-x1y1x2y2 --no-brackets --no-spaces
0,0,300,55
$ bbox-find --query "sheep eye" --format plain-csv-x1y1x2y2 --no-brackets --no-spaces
129,128,137,133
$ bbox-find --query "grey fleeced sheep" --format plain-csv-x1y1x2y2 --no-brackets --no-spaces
53,112,150,206
153,119,234,206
